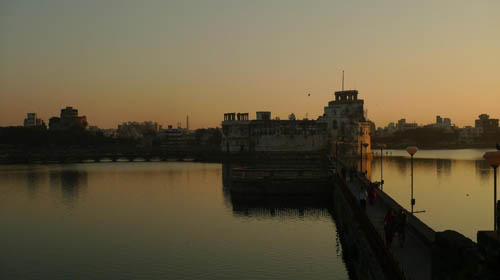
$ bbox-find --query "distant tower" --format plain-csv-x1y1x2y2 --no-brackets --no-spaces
342,70,344,91
186,115,189,131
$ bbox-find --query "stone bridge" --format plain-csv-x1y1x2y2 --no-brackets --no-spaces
0,148,223,164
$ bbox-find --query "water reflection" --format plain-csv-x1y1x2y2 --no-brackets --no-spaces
378,157,492,183
475,160,491,182
229,194,332,218
0,162,350,280
372,150,497,240
49,168,88,206
436,159,452,178
25,169,43,197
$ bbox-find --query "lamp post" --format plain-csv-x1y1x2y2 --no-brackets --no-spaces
362,143,369,176
379,144,386,190
406,146,419,213
483,151,500,232
360,141,363,174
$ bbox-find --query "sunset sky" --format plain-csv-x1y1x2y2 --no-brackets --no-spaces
1,0,499,129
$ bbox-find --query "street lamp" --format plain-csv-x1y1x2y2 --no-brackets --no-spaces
360,141,363,173
379,144,387,190
406,146,419,213
360,142,368,174
483,150,500,232
362,143,369,176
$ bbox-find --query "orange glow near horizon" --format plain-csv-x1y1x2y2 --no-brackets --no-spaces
1,1,499,129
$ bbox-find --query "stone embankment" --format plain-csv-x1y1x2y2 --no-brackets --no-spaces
335,160,500,280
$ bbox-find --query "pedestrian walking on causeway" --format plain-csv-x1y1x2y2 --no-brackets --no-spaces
384,209,396,249
395,209,408,248
359,188,367,212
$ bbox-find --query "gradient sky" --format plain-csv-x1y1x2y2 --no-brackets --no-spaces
1,0,499,129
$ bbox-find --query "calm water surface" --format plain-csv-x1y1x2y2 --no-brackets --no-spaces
0,162,349,280
371,148,497,241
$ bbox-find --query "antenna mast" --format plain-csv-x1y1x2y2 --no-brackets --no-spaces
342,70,344,91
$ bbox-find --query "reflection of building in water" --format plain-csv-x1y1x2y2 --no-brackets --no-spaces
224,163,332,216
436,159,452,177
221,163,233,209
49,169,88,204
25,169,44,196
390,157,409,174
475,160,491,183
222,162,330,195
229,194,332,219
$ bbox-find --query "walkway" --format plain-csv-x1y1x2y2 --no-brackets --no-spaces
345,175,432,280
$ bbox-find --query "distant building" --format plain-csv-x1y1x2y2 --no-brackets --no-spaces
368,120,376,136
158,125,195,148
475,114,499,134
318,90,371,155
117,121,159,139
443,118,451,128
221,111,328,153
386,122,396,135
458,126,483,144
436,116,443,126
433,115,452,130
23,113,46,128
256,111,271,121
101,129,116,138
396,118,418,131
88,126,100,134
49,107,88,131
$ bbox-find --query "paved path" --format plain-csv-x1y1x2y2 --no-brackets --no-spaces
345,176,432,280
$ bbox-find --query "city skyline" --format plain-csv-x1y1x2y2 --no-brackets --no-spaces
13,105,500,131
1,0,499,129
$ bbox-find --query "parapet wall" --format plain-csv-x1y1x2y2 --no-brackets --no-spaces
372,185,435,245
332,182,387,280
356,175,500,279
332,178,406,280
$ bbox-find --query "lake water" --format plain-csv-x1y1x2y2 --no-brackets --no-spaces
0,162,349,280
370,148,497,241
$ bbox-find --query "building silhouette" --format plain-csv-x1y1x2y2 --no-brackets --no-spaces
49,107,88,131
475,114,499,134
221,89,372,158
318,90,372,156
23,113,46,128
221,111,328,153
